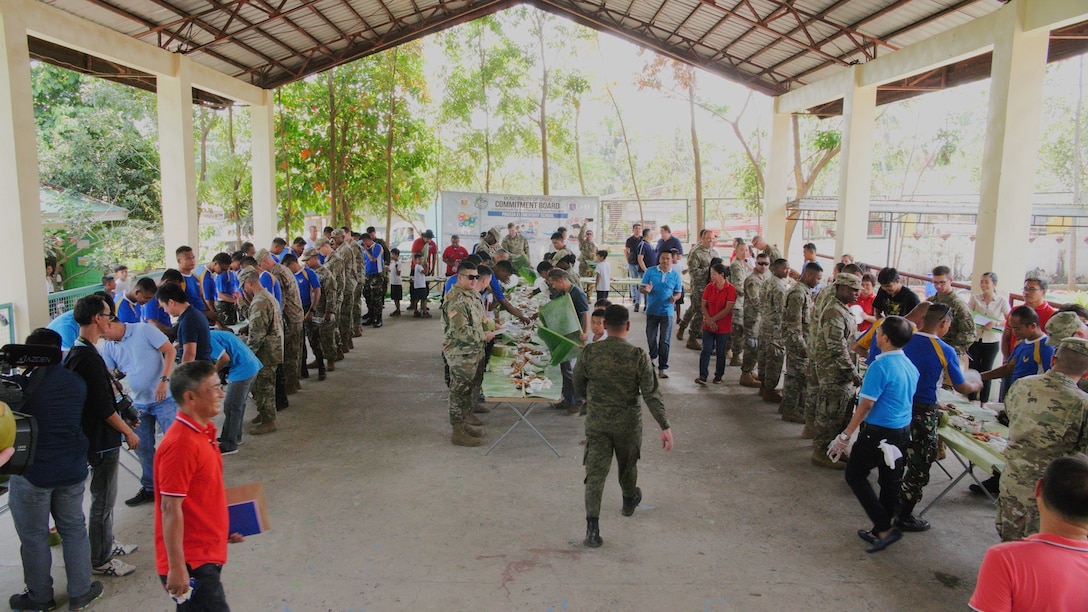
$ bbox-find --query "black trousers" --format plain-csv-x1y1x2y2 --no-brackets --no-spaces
159,563,229,612
967,341,1001,402
845,422,911,533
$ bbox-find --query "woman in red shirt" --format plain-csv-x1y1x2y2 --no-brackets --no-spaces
856,273,878,332
696,262,736,385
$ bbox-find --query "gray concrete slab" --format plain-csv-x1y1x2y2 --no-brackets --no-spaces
1,307,999,610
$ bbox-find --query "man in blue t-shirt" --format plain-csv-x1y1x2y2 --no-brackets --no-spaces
361,234,385,328
982,305,1054,393
655,224,683,259
46,310,80,351
284,253,320,378
209,330,261,454
156,282,211,363
897,303,981,532
115,277,157,324
833,317,919,553
639,253,683,377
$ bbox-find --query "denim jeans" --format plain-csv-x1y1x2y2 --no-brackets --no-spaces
627,264,642,306
135,397,178,492
645,314,673,371
560,360,580,405
699,330,730,380
88,448,120,567
8,475,93,604
219,375,256,452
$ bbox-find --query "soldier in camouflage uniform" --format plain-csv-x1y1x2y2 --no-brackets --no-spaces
442,261,492,447
332,229,358,354
315,238,345,360
239,268,283,435
676,229,719,350
996,337,1088,541
928,265,976,366
549,231,575,266
752,235,782,262
577,222,597,277
810,273,862,469
573,304,673,548
349,234,365,337
360,234,386,328
303,248,336,378
259,248,304,396
781,262,821,422
501,223,530,261
476,228,501,260
728,239,749,366
740,253,770,387
758,258,790,402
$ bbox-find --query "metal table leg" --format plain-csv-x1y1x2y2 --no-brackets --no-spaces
485,402,561,457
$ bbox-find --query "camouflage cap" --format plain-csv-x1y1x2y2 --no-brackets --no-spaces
1058,336,1088,357
237,266,259,285
314,237,331,249
834,273,862,290
331,229,346,239
300,248,318,262
255,248,271,262
1047,311,1088,347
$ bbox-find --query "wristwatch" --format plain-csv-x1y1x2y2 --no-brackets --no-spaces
160,376,170,382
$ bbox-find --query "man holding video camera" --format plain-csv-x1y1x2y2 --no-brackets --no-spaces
66,294,141,578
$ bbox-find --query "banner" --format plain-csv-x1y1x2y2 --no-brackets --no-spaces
440,191,600,263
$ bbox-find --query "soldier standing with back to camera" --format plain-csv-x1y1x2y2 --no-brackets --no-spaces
574,304,674,548
739,253,769,388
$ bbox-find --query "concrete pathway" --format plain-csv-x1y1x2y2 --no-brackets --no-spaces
1,306,998,610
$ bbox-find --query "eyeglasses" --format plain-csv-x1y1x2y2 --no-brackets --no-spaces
462,274,480,280
99,312,118,322
756,262,769,267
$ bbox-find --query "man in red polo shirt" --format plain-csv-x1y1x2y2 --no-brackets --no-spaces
155,361,244,609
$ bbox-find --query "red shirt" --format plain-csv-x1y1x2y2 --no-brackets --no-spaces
154,413,228,575
856,292,876,332
701,281,737,334
969,533,1088,612
442,245,469,276
412,238,438,274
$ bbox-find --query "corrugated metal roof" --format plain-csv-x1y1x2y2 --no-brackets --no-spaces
32,0,1082,106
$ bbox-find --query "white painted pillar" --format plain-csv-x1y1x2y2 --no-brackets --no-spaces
251,89,277,247
157,59,198,265
763,110,791,256
972,1,1049,288
0,5,47,336
835,66,876,260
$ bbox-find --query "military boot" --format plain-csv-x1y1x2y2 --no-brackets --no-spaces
461,422,484,438
326,358,336,372
463,412,485,427
729,354,742,367
583,517,603,548
686,337,701,351
307,359,320,368
621,487,642,517
739,372,761,388
811,449,846,470
801,423,815,439
451,423,482,447
763,389,784,403
676,322,686,341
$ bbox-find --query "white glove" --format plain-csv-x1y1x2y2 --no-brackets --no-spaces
878,439,903,469
827,433,849,463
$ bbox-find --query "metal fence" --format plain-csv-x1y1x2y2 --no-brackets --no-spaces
48,285,102,318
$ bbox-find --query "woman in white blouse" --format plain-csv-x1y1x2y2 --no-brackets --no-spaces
967,271,1010,402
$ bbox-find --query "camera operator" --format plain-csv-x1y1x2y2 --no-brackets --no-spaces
65,294,140,578
6,328,104,611
100,316,176,507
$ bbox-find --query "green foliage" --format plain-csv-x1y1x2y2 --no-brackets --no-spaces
729,151,765,216
812,130,840,151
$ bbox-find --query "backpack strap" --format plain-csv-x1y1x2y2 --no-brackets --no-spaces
929,336,952,387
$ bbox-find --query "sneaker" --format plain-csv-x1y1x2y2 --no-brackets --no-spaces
659,369,669,379
93,558,135,577
633,304,639,313
124,489,154,507
694,377,707,385
8,591,56,611
110,541,137,556
219,445,238,456
68,581,103,611
712,377,723,384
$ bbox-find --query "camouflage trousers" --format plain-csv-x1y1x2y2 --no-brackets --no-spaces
339,279,357,345
253,365,277,424
741,316,761,373
678,282,708,334
283,321,302,391
781,349,808,421
304,320,327,370
584,426,641,518
759,337,784,390
803,361,819,426
900,403,939,507
996,479,1038,542
729,316,744,360
216,301,238,326
445,351,483,424
812,381,856,451
363,274,384,320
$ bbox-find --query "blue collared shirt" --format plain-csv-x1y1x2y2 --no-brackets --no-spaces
100,323,169,406
640,266,683,317
859,349,919,429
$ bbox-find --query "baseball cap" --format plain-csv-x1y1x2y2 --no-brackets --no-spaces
1046,311,1088,347
834,273,862,289
255,248,271,262
300,248,318,262
1058,336,1088,357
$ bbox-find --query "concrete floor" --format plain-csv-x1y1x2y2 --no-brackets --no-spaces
1,305,1000,611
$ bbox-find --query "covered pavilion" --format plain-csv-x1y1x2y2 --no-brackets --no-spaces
2,0,1088,340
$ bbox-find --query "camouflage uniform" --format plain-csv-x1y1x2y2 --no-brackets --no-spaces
678,244,719,336
442,284,487,425
929,291,975,358
573,336,670,519
501,233,530,260
811,296,859,452
728,258,748,361
308,264,338,371
246,288,284,425
322,252,345,347
552,247,574,266
758,275,788,390
270,262,305,393
761,244,782,262
335,240,359,348
577,226,597,277
781,282,814,421
350,241,365,334
997,369,1088,541
741,269,767,374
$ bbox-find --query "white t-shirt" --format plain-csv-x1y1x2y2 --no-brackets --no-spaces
591,329,608,342
594,260,611,292
412,264,426,289
389,260,401,284
532,277,550,295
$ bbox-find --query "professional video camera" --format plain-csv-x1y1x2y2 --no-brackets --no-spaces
0,343,63,476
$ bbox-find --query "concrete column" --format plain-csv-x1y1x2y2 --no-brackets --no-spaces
0,5,48,336
157,59,198,264
972,1,1049,288
251,89,277,247
835,66,876,260
763,110,791,255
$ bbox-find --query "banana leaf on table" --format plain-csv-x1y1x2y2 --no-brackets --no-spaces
536,325,583,366
538,293,580,336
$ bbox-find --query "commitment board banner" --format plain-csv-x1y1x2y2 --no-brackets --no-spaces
440,191,600,262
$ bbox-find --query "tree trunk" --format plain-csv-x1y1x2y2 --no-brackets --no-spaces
326,72,341,227
574,101,586,196
537,19,550,195
689,75,703,232
385,49,399,244
478,29,492,193
606,84,643,225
